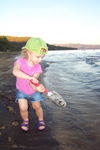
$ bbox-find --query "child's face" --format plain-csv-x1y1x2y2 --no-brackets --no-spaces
29,52,45,64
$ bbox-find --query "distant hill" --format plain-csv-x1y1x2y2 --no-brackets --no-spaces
0,36,77,51
55,43,100,49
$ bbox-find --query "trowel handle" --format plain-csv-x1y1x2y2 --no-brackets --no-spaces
30,81,48,93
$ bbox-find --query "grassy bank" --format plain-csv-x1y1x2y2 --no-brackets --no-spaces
0,36,77,52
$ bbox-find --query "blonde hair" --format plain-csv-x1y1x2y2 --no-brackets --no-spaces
21,49,29,58
21,48,47,58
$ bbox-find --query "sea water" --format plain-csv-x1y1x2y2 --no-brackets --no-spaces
43,49,100,150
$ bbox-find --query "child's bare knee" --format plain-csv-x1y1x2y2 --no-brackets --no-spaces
32,103,41,110
20,107,28,112
19,104,28,112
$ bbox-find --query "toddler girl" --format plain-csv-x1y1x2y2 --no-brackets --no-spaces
13,37,48,132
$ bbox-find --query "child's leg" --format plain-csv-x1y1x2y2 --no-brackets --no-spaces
32,101,45,130
32,101,43,121
18,99,29,121
18,99,29,131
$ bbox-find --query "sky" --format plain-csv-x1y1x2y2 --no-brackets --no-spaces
0,0,100,44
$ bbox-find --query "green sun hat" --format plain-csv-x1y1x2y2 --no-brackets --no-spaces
22,37,48,55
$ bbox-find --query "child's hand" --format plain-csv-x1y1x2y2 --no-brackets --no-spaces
31,77,38,83
36,84,45,93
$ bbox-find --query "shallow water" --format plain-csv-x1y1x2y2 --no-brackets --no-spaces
43,50,100,150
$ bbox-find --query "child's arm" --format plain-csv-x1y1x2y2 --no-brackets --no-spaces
12,63,38,82
29,81,45,93
33,73,40,79
30,73,45,92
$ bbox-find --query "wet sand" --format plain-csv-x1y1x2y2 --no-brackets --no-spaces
0,52,59,150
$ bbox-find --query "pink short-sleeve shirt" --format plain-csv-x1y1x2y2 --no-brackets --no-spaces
15,58,42,95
